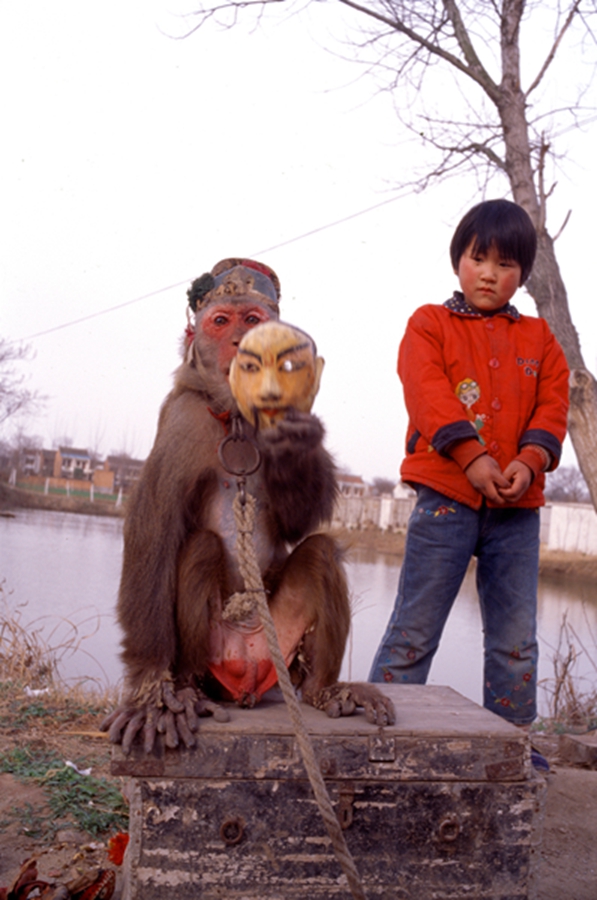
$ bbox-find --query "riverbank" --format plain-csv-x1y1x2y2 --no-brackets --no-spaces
3,484,597,582
332,527,597,583
0,482,124,518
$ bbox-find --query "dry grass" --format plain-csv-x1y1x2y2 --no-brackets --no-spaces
537,609,597,732
0,582,60,689
0,580,120,709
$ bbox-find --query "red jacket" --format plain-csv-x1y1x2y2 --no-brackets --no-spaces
399,294,569,509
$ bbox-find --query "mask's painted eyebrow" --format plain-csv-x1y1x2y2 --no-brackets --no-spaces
237,348,262,363
278,342,311,360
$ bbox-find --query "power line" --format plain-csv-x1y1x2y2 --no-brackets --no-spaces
11,108,597,344
15,191,408,343
252,191,408,255
17,280,192,342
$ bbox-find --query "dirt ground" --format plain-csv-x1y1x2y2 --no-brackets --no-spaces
530,732,597,900
1,720,596,899
0,714,126,899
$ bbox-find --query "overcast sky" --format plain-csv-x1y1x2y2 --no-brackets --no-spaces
2,1,596,481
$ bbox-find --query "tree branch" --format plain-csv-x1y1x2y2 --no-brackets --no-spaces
0,340,44,427
552,209,572,241
526,0,583,97
336,0,500,100
392,114,507,191
175,0,290,35
442,138,506,170
536,133,550,230
441,0,500,101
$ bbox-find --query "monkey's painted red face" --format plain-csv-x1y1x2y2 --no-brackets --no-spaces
199,301,275,376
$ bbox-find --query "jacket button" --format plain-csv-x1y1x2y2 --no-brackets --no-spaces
485,321,494,330
490,441,499,452
491,398,501,410
489,358,500,368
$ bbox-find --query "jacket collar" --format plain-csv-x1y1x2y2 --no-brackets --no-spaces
444,291,520,320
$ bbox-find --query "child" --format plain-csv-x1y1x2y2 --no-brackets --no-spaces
369,199,569,734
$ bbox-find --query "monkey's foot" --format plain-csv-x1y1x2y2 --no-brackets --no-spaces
100,677,230,755
306,682,396,727
194,685,231,722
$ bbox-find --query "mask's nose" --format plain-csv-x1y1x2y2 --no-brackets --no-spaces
259,368,283,402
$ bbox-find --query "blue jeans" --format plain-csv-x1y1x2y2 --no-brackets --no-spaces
369,486,540,725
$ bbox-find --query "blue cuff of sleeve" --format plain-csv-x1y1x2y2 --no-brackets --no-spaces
432,421,480,457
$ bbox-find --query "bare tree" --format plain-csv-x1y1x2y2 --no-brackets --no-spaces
52,435,75,450
0,338,43,429
183,0,597,506
545,465,591,503
10,428,44,451
372,476,396,495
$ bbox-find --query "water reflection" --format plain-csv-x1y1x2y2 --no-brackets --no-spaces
1,509,595,716
1,509,123,689
340,546,597,715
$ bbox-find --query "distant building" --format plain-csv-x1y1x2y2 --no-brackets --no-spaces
93,461,115,495
0,448,11,473
16,447,55,477
42,449,60,477
337,473,368,498
10,445,145,494
20,447,42,476
59,446,93,481
393,481,416,500
106,455,145,494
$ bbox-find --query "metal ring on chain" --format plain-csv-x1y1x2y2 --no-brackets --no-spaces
218,432,262,477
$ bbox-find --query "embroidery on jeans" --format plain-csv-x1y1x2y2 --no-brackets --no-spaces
380,632,417,682
455,377,486,444
381,667,411,683
419,503,456,517
486,649,536,711
486,682,534,711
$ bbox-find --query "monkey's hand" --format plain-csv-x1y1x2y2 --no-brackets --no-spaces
100,676,230,755
258,410,336,541
258,409,324,457
305,682,396,727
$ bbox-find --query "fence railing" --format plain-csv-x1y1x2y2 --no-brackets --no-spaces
332,494,597,556
332,495,415,532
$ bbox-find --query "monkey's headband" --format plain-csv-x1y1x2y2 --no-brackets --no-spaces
187,258,281,313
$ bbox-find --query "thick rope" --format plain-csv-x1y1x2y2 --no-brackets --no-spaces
231,492,367,900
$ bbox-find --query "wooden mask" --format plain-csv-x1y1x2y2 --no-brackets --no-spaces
229,321,324,428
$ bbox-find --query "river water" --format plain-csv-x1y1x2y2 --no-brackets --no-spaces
1,508,596,716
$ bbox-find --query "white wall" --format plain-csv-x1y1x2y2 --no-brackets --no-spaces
334,496,597,556
543,503,597,556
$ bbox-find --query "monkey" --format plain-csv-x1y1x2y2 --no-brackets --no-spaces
101,258,395,754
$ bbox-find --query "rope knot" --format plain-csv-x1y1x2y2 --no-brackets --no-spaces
222,589,266,623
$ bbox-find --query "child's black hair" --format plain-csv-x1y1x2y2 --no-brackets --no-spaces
450,199,537,284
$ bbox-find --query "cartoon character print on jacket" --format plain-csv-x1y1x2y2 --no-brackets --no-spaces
455,378,487,445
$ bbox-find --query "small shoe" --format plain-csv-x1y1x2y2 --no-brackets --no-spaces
531,748,550,773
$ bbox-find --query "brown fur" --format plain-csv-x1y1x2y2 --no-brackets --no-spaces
175,530,228,678
277,533,351,691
